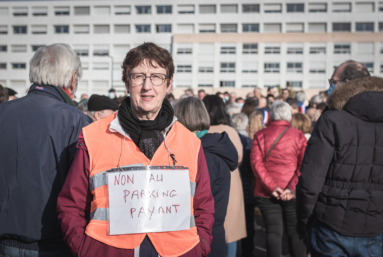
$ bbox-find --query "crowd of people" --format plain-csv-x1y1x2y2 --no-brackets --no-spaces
0,42,382,257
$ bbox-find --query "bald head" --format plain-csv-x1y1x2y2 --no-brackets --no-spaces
332,60,370,85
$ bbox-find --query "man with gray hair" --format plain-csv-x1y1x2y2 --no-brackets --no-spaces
0,43,91,256
226,102,242,118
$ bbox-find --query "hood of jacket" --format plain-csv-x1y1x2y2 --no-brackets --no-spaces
201,132,238,171
327,77,383,122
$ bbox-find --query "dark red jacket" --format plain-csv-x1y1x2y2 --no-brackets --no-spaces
57,132,214,257
250,120,307,197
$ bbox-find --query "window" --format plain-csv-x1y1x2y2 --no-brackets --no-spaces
55,25,69,34
287,44,303,54
309,62,326,73
289,81,303,88
380,22,383,31
0,26,7,34
243,4,259,13
264,63,280,73
74,6,90,15
0,45,7,52
0,63,6,69
114,25,130,33
136,25,151,33
11,45,26,53
94,6,110,15
220,46,236,54
94,25,109,34
74,25,89,34
264,4,281,13
220,81,235,87
265,45,280,54
31,45,45,52
136,6,151,14
13,7,27,16
157,5,172,14
177,24,194,33
221,24,237,33
308,23,326,32
93,45,109,56
156,25,171,33
178,5,194,14
199,5,216,14
310,47,326,54
356,23,374,32
243,44,258,54
32,7,47,16
114,45,130,56
355,2,374,12
31,25,46,34
74,45,89,56
13,26,27,34
115,6,130,15
287,4,304,12
199,44,214,55
198,84,213,87
333,23,351,32
93,63,109,70
12,63,26,69
242,62,257,73
221,5,237,13
177,65,192,73
334,44,351,54
381,44,383,53
264,23,281,33
332,3,351,12
55,7,69,15
357,43,374,54
92,81,109,93
287,63,303,73
220,63,235,73
309,3,327,12
361,63,373,73
243,24,259,32
242,84,257,88
286,23,304,33
380,2,383,11
199,24,215,33
177,47,192,54
0,7,8,16
198,67,213,73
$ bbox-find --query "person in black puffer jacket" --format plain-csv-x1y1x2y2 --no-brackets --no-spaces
296,76,383,257
173,97,238,257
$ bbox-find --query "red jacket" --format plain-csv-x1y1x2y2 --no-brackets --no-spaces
250,120,307,197
57,132,214,257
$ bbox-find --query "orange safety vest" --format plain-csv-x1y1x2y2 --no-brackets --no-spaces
82,114,201,257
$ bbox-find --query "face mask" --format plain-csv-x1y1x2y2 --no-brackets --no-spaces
328,83,337,95
224,96,229,102
109,92,115,99
237,103,244,109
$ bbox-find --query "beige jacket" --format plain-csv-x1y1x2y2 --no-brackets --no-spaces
209,124,247,243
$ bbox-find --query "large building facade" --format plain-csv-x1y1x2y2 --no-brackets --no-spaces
0,0,382,97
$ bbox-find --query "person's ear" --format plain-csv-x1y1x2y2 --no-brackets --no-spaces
166,77,173,92
94,111,101,121
70,71,77,92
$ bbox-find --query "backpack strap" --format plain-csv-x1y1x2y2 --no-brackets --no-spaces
263,127,289,162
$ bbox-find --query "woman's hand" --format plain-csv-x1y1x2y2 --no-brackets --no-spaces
271,187,283,199
280,189,294,201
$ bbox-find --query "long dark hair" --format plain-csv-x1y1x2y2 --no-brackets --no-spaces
202,95,226,125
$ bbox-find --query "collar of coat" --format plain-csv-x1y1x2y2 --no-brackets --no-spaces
327,77,383,110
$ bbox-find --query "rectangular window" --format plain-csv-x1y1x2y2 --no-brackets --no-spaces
220,46,236,54
114,45,130,56
332,3,351,12
178,5,194,14
13,7,27,16
242,62,257,73
242,84,257,88
31,45,45,52
94,6,110,15
199,5,216,14
136,6,151,14
0,45,7,52
380,22,383,31
333,23,351,32
198,67,213,73
199,44,214,55
243,24,259,32
357,43,374,54
356,23,374,32
177,65,192,73
199,24,215,33
264,63,280,73
93,63,109,70
0,7,9,16
287,62,303,73
32,7,47,16
156,24,171,33
334,44,351,54
220,81,235,87
380,2,383,11
308,23,326,32
74,6,90,15
0,63,6,69
73,25,89,34
0,26,7,34
289,81,303,88
355,2,374,12
157,5,172,14
198,84,213,87
264,23,281,33
93,45,109,56
243,4,259,13
94,25,110,34
55,25,69,34
114,25,130,33
221,24,237,33
361,62,373,73
177,48,192,54
264,4,282,13
92,81,109,92
74,45,89,56
309,3,327,12
243,44,258,54
11,45,26,53
31,25,46,34
309,62,326,73
13,26,27,34
286,23,304,33
220,63,235,73
136,25,151,33
12,63,26,69
115,6,131,15
265,46,280,54
287,4,304,12
55,6,69,15
310,47,326,54
221,5,237,13
287,45,303,54
177,24,194,33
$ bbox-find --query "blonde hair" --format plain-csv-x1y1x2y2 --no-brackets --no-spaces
291,113,312,134
248,111,264,139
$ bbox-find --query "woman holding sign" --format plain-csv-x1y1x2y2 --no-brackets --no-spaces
57,43,215,257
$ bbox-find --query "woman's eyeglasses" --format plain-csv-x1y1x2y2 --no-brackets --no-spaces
128,73,168,87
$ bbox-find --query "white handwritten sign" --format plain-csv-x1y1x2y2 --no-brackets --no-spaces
107,166,191,235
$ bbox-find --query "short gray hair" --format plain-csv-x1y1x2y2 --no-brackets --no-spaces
270,101,291,121
173,97,210,132
295,91,306,103
225,103,241,117
231,113,248,131
29,43,82,88
310,95,323,105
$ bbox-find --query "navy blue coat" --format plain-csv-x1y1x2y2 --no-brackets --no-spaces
0,84,91,250
200,132,238,257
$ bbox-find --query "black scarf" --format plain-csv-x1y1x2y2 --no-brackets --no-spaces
118,97,174,159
